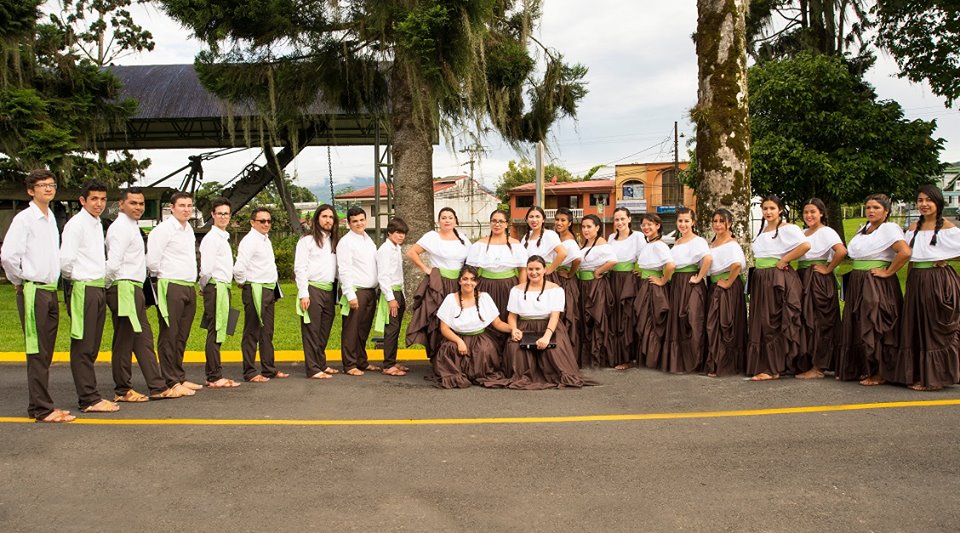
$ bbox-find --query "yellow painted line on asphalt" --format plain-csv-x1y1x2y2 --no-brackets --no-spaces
2,399,959,426
0,349,429,364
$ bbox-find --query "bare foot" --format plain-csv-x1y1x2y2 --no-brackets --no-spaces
113,390,148,403
81,399,119,413
38,410,76,423
750,373,780,381
247,375,270,383
172,383,196,396
909,383,943,391
859,375,886,386
396,364,410,372
150,387,183,400
707,372,717,378
309,371,332,380
363,365,381,372
383,366,407,376
346,368,364,376
614,363,632,370
796,368,825,380
206,378,240,388
323,367,340,375
181,381,203,391
274,372,290,379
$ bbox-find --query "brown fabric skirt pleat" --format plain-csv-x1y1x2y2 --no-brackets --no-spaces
704,276,747,376
406,269,460,358
485,319,597,389
663,272,707,373
430,332,505,389
553,272,580,353
885,266,960,388
607,270,638,367
476,276,517,324
745,267,804,377
578,277,614,368
797,267,841,372
835,270,902,381
634,278,671,369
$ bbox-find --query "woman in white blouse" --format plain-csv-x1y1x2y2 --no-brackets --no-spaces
836,194,911,385
889,185,959,390
466,209,528,328
406,207,472,360
576,215,618,368
704,209,746,377
795,199,847,380
607,207,644,369
747,195,810,381
663,207,712,374
553,208,582,353
294,205,340,379
487,256,597,389
521,206,567,280
432,265,513,388
633,213,675,370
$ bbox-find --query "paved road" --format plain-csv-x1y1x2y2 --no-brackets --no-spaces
1,362,959,531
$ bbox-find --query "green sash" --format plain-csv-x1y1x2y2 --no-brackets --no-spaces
297,281,334,324
23,281,58,354
248,282,272,325
674,265,699,273
339,286,376,317
611,262,634,272
911,261,941,269
116,280,143,333
69,278,105,340
638,268,663,279
797,259,828,269
852,260,891,271
478,268,518,280
576,270,597,281
754,257,779,269
709,272,731,283
373,284,404,334
438,268,461,280
158,278,197,326
458,328,485,336
213,280,231,343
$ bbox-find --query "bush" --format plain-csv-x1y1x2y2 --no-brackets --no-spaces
272,234,299,281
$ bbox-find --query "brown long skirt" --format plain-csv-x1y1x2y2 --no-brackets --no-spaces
704,276,747,376
406,269,460,358
476,275,517,346
634,278,670,369
745,267,804,377
835,270,902,381
578,277,614,368
663,272,707,373
485,319,598,389
607,271,638,367
552,272,580,354
885,266,960,388
430,332,505,389
797,267,841,372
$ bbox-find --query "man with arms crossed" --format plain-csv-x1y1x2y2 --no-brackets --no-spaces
337,207,380,376
199,198,240,388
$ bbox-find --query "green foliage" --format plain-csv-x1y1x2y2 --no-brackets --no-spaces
271,233,298,281
55,0,156,66
494,158,578,203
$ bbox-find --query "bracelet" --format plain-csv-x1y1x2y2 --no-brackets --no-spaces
545,328,553,334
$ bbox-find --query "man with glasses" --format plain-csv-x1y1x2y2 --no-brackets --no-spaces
234,207,288,382
1,169,75,422
147,191,200,396
199,198,240,388
336,206,380,376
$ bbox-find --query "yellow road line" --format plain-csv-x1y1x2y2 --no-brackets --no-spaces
2,399,958,426
0,349,429,364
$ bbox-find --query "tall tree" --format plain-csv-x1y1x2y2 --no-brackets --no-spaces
495,159,578,204
55,0,155,66
693,0,753,245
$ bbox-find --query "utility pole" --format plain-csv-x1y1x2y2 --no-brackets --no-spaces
674,121,684,205
535,141,545,208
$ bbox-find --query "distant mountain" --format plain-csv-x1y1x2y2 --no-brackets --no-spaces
307,176,374,202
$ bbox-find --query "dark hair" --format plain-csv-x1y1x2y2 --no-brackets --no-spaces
640,213,663,243
580,214,602,257
119,187,144,201
26,169,55,188
910,185,945,247
523,255,548,301
522,206,548,249
803,198,828,227
858,193,893,235
310,204,338,250
612,207,632,240
676,207,697,235
346,206,366,221
486,209,513,253
169,191,192,206
757,194,787,239
438,207,466,245
386,216,409,235
454,264,483,321
79,179,107,200
710,208,734,243
210,197,231,214
251,207,271,221
554,207,576,240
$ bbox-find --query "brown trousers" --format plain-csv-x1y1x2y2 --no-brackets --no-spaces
340,288,377,371
300,285,336,376
16,286,59,420
157,282,197,388
201,283,229,382
106,284,167,396
241,284,277,380
382,292,406,369
69,285,107,409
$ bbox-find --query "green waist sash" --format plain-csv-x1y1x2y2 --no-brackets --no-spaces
556,265,571,272
519,315,550,321
458,328,485,336
754,257,779,269
709,272,731,283
69,278,105,340
296,281,334,325
373,284,404,334
674,264,699,273
116,280,144,333
911,261,943,269
213,280,231,343
248,282,275,325
577,270,597,281
158,278,196,326
638,268,663,279
339,286,376,317
852,260,891,271
23,281,58,354
797,259,828,269
611,262,634,272
438,268,461,280
478,268,518,280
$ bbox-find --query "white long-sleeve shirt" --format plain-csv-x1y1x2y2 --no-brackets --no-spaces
105,212,146,283
60,208,106,282
1,202,60,285
294,233,337,298
336,230,378,301
146,216,197,282
198,226,233,287
234,229,277,285
376,239,404,302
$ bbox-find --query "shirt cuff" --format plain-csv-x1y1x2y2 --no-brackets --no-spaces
344,289,357,301
384,288,396,302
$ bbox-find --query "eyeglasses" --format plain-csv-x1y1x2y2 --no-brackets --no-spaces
491,220,507,225
254,219,272,224
33,183,57,191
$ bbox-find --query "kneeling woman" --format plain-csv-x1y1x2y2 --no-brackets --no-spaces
488,256,597,389
433,265,513,389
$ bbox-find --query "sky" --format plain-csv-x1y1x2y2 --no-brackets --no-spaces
107,1,959,196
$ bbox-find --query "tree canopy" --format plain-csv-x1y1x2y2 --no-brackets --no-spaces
494,159,579,204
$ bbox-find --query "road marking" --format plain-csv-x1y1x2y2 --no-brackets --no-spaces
2,399,959,426
0,349,429,364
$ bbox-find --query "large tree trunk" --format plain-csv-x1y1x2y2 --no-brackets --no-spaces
695,0,752,253
390,57,436,298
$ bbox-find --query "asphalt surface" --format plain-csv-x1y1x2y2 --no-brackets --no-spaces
1,361,959,532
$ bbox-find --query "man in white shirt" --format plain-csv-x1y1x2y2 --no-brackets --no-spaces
198,198,239,388
60,180,118,413
147,191,200,393
295,204,340,379
374,217,409,377
106,188,181,400
1,169,74,422
336,207,380,376
234,207,288,382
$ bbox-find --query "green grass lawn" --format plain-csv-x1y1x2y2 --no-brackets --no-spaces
0,282,414,352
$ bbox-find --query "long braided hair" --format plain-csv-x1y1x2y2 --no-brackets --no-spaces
909,185,945,247
611,207,632,240
523,255,548,301
640,213,663,243
310,204,339,250
756,194,787,240
858,193,893,235
438,207,466,245
453,264,484,321
580,214,603,258
522,206,547,249
485,209,513,253
710,208,734,243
